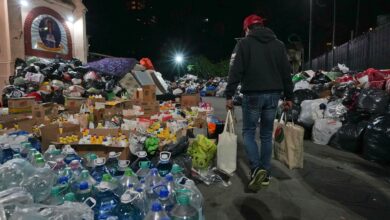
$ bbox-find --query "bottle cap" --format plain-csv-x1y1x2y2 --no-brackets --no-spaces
108,151,117,158
177,195,190,205
89,153,98,161
36,157,45,164
124,168,135,176
150,168,158,176
139,161,150,169
81,170,89,176
159,152,171,162
137,151,147,158
171,164,183,174
121,193,131,203
52,149,61,155
136,188,143,193
33,152,42,159
94,157,106,166
51,186,61,195
159,188,169,198
3,144,10,149
165,174,174,182
79,181,89,190
64,192,76,202
151,202,163,212
58,176,69,184
102,173,112,182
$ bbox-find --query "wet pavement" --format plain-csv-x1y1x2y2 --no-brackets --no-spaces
199,97,390,220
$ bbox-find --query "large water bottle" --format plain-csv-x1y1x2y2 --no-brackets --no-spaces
131,151,149,172
31,152,43,167
115,160,131,177
176,178,204,220
0,158,29,190
20,142,33,158
134,187,148,218
76,169,97,187
145,168,162,203
34,157,46,168
144,202,170,220
21,167,56,203
106,151,120,176
164,174,176,197
115,191,143,220
136,161,151,180
158,188,175,213
170,195,198,220
156,152,172,177
51,157,66,174
93,174,120,219
46,186,64,205
43,145,58,162
1,144,14,164
62,145,81,164
117,168,139,196
76,181,93,203
170,164,185,181
69,159,84,176
26,148,37,163
91,157,110,183
84,153,98,172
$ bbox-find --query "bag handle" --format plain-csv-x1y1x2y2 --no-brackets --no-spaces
279,110,295,126
224,110,235,134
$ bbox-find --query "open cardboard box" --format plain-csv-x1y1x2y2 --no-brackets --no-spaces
40,123,81,152
0,114,34,133
65,97,86,113
31,103,59,124
8,97,35,114
181,93,200,108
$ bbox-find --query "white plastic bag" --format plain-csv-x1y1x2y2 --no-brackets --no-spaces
217,110,237,174
298,98,328,126
324,99,347,119
293,80,311,91
312,119,342,145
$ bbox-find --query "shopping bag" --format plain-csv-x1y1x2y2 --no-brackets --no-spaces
273,113,305,169
217,110,237,174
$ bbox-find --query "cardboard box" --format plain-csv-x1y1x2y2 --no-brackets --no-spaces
142,85,156,102
181,94,200,108
0,115,33,132
56,144,130,160
32,103,59,124
8,97,35,114
142,101,160,116
40,123,81,152
105,100,133,110
66,97,86,113
87,97,106,107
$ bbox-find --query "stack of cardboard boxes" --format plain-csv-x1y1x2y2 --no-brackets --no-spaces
134,85,160,117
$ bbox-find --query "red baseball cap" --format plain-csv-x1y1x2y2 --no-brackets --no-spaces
243,14,265,31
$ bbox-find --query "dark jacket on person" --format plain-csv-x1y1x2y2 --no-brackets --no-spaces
225,27,293,100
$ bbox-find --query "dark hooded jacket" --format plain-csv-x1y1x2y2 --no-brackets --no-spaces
225,27,293,100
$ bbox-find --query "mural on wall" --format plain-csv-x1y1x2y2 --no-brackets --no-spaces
24,7,72,59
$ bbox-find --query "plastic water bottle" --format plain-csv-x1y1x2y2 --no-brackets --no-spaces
1,144,14,164
91,157,110,183
170,164,185,181
20,142,33,158
76,169,97,187
156,152,172,177
76,181,93,202
26,148,37,163
115,191,143,220
176,178,204,220
136,161,151,180
117,168,139,196
69,159,83,176
44,145,57,162
134,187,148,218
164,174,176,196
62,145,81,164
21,169,56,203
115,160,131,177
144,202,170,220
46,186,64,205
131,151,149,172
84,153,98,172
145,168,162,189
158,188,175,213
93,174,120,219
170,195,198,220
34,157,46,168
106,151,120,176
51,157,67,174
0,158,29,190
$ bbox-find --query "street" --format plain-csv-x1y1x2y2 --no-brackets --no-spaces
199,97,390,220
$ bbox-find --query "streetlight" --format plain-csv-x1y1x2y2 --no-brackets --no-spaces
20,0,29,6
174,54,184,78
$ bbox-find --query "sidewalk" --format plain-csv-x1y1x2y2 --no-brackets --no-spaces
199,97,390,220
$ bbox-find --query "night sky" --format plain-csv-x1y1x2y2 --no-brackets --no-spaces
84,0,390,74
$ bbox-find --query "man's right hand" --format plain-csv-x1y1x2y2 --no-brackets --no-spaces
226,99,234,110
283,101,293,111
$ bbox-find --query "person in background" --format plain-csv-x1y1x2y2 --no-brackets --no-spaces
225,14,293,191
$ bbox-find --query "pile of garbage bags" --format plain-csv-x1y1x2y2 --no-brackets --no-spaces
169,74,227,98
290,64,390,163
3,56,165,106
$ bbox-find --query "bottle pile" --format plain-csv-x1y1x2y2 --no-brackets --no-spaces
0,145,204,220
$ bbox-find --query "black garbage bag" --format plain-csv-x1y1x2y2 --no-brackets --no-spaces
341,87,361,110
105,79,116,92
49,70,64,80
292,89,318,105
71,58,82,67
310,72,331,84
329,121,368,153
24,65,38,73
363,115,390,163
332,83,355,98
312,84,329,97
74,66,89,74
341,111,372,124
285,104,301,122
41,93,53,103
40,66,56,76
57,64,69,73
14,58,27,69
33,62,47,70
51,90,65,105
164,136,189,157
357,89,389,115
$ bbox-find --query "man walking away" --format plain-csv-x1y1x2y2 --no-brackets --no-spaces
225,14,293,191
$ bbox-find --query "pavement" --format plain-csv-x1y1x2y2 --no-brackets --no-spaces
198,97,390,220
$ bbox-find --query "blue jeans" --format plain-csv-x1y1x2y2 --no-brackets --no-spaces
242,93,280,173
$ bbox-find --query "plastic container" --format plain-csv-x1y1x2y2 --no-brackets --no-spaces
62,145,81,164
164,174,176,196
158,188,175,213
136,161,151,180
75,169,97,188
135,187,148,218
157,152,172,177
176,177,204,219
91,157,109,183
117,168,139,196
131,151,149,172
93,174,120,219
106,151,120,176
115,191,143,220
144,202,169,220
170,164,185,181
69,159,83,176
84,153,98,172
115,159,131,177
170,195,198,220
76,181,92,203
